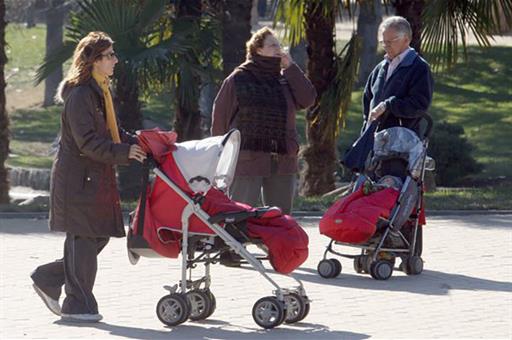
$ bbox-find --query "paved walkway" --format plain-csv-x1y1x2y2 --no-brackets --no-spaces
1,214,511,339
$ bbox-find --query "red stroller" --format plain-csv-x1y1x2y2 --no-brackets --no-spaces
317,115,434,280
127,129,310,328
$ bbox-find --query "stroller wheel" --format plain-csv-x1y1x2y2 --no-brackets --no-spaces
301,297,311,321
284,293,306,324
404,256,424,275
187,290,212,321
330,259,342,277
317,259,341,278
156,293,191,326
369,260,394,280
203,289,216,319
252,296,285,329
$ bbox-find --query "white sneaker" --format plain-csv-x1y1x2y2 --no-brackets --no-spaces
32,283,61,316
61,313,103,323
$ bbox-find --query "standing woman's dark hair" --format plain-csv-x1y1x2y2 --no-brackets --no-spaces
30,31,146,323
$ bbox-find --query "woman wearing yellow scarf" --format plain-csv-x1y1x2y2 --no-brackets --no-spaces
30,31,146,323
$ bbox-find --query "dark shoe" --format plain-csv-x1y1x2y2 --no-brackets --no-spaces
219,251,242,267
32,283,61,316
61,313,103,323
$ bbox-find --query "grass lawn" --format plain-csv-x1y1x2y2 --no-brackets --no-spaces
5,25,512,210
4,24,46,90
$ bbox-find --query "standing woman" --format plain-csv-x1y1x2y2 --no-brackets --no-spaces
211,27,316,215
30,31,146,322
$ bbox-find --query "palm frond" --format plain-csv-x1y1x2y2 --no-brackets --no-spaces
34,41,76,85
422,0,512,69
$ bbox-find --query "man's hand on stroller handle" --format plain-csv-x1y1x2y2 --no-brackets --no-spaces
129,144,147,163
369,101,387,122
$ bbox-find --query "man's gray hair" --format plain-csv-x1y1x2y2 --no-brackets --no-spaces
379,16,412,40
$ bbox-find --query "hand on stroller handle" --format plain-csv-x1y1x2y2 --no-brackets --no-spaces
128,144,147,163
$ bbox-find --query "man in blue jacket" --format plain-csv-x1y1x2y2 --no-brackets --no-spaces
363,16,433,135
362,16,433,258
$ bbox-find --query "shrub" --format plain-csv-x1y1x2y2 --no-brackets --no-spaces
428,121,482,186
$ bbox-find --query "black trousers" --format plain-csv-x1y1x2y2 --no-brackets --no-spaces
31,233,109,314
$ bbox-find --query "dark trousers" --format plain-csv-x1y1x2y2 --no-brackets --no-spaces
31,233,109,314
230,173,296,215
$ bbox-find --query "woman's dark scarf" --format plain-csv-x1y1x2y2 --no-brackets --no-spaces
233,54,288,154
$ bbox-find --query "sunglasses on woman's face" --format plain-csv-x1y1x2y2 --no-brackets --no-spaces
101,51,117,60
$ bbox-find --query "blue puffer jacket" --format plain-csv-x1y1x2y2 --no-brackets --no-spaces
363,48,434,135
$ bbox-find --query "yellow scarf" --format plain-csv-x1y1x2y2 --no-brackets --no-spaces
92,71,121,143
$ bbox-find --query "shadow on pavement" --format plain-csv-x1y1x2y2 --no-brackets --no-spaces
53,319,368,339
292,267,512,296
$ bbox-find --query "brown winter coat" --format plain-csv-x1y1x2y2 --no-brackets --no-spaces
211,63,316,176
49,78,135,237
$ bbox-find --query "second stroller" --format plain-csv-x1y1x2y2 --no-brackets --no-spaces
317,115,434,280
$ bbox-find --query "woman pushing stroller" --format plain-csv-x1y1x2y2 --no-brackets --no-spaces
31,31,146,323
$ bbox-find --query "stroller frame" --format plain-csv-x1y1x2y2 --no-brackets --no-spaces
128,157,310,329
318,114,433,280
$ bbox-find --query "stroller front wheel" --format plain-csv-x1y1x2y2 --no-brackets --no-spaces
284,293,308,324
252,296,286,329
156,293,191,326
317,259,342,278
187,290,212,321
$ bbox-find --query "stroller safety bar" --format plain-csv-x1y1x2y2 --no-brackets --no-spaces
208,206,282,224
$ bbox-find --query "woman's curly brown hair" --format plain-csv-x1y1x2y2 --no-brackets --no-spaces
245,26,276,59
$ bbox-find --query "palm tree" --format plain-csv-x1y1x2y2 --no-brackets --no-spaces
0,0,9,204
357,0,382,85
276,0,361,195
172,0,222,141
43,0,67,107
220,0,252,77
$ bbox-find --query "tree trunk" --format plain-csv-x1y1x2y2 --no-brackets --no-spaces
0,0,10,204
394,0,425,54
221,0,252,77
43,0,64,107
299,2,337,196
173,0,203,142
115,66,143,201
357,0,382,86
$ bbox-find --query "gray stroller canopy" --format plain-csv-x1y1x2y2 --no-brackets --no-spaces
373,127,425,175
173,129,241,193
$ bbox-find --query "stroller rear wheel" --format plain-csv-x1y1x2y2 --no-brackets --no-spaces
369,260,394,280
252,296,286,329
403,256,423,275
156,293,191,326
